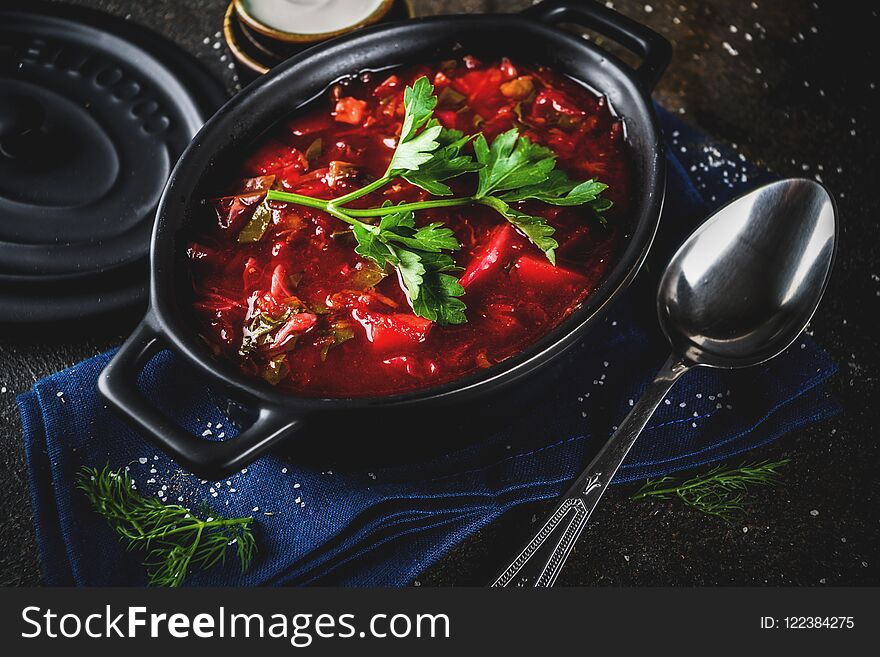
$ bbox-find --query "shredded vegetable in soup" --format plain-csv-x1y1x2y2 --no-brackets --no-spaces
185,56,631,396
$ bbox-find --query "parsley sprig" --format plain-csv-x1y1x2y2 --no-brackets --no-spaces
261,75,611,325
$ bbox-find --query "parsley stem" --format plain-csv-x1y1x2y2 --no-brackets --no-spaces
267,188,474,222
331,176,392,207
344,197,475,217
266,189,359,225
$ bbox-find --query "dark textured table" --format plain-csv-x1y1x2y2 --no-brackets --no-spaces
1,0,877,587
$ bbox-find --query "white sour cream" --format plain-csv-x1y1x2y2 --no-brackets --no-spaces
240,0,387,35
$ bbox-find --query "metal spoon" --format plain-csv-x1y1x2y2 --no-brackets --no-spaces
492,178,837,587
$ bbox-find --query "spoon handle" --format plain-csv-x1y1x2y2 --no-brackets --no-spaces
491,354,691,587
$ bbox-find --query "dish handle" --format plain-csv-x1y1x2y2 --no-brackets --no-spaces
524,0,672,92
98,319,302,478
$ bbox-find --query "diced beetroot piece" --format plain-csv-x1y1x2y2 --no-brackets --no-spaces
530,89,586,127
352,309,431,351
557,226,591,258
374,74,402,98
334,97,368,125
435,110,459,130
272,312,318,350
512,255,589,290
459,224,516,290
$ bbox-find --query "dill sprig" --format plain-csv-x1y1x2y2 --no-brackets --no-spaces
77,466,257,587
631,460,790,519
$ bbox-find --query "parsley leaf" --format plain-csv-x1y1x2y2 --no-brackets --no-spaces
402,126,481,196
500,170,609,206
351,223,390,268
473,128,556,198
413,269,467,325
478,196,559,264
391,246,427,304
349,209,466,325
386,77,442,175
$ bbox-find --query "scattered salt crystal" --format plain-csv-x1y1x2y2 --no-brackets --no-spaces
810,509,819,516
138,457,148,464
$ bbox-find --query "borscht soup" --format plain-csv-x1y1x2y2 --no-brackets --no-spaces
184,56,631,397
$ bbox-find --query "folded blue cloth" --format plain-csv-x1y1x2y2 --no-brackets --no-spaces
18,108,839,586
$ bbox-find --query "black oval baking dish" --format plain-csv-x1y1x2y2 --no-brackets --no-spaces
99,0,671,478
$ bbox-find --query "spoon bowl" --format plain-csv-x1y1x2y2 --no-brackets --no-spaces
658,179,837,368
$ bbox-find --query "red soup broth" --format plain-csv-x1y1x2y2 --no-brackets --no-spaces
184,57,631,397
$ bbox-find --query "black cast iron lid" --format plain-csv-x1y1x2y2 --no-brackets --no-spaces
0,1,227,322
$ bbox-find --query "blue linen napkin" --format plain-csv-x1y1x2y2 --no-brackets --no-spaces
18,108,840,586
